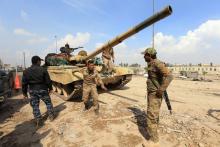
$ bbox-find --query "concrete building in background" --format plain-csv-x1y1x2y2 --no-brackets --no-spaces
168,64,220,77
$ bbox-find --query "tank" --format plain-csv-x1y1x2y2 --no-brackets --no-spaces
46,6,173,101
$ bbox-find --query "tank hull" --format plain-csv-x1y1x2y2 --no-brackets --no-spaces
47,66,133,101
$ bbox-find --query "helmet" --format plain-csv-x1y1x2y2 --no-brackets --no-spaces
78,50,87,56
141,47,157,55
65,43,70,48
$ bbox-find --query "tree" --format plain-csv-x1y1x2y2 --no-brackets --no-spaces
119,62,129,67
130,63,141,67
133,68,140,74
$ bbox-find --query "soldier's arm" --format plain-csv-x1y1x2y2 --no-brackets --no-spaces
22,71,28,97
96,71,107,90
44,69,52,91
156,62,173,92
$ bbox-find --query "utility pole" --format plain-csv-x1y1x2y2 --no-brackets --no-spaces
23,52,26,69
152,0,155,48
55,35,57,53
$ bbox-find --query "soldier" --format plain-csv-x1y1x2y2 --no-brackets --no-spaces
60,43,72,54
22,56,54,127
81,59,107,115
142,48,173,146
102,47,114,74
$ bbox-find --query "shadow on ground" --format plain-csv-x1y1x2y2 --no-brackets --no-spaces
128,107,150,140
210,93,220,97
107,91,139,102
0,119,51,147
53,102,67,119
68,97,83,103
170,99,186,104
0,102,66,147
0,96,28,124
207,109,220,121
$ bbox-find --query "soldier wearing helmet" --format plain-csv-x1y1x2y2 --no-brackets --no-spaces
142,47,173,145
60,43,73,54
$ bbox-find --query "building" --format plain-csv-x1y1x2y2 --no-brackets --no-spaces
168,64,220,76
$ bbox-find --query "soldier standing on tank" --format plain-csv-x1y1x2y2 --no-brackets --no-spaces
81,59,107,115
141,48,173,146
102,47,115,74
22,56,54,127
60,43,73,55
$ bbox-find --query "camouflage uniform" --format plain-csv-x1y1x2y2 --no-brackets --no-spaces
102,47,114,73
22,63,54,120
29,90,53,119
143,48,173,142
81,68,103,110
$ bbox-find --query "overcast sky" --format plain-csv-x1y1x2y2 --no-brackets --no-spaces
0,0,220,67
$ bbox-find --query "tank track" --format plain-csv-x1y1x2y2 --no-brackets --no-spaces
52,88,82,101
52,81,82,101
108,74,132,89
52,74,132,101
119,75,132,87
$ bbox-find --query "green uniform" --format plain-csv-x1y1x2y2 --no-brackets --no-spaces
82,68,103,110
146,59,173,142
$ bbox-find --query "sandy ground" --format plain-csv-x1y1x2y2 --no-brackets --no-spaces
0,76,220,147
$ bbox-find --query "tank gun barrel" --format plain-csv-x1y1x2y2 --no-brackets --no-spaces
83,5,172,61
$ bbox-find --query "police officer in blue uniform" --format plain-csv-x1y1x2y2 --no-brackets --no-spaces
22,56,54,127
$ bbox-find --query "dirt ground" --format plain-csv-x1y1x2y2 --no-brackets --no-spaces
0,76,220,147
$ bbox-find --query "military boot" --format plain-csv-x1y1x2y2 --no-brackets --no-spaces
48,113,55,121
83,103,89,111
35,117,43,128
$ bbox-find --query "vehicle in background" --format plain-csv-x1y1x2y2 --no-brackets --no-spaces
0,70,13,105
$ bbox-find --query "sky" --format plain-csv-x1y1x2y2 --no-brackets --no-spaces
0,0,220,67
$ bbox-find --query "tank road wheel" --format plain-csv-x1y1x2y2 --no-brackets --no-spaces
62,85,73,97
52,82,57,92
57,83,63,95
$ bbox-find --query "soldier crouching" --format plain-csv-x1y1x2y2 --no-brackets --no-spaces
81,59,107,115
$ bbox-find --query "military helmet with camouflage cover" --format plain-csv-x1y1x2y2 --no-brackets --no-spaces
78,50,87,56
141,47,157,55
